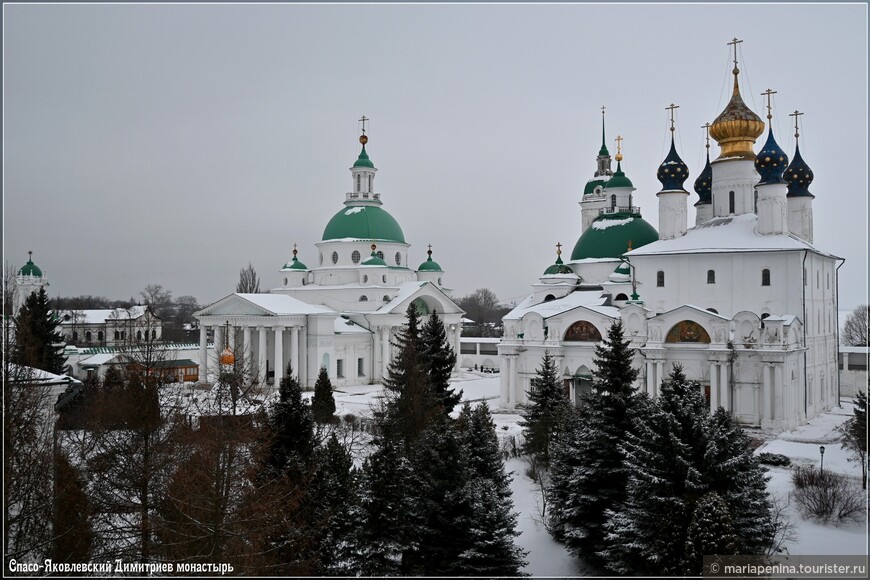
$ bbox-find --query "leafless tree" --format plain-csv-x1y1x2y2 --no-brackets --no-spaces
766,493,798,556
3,260,19,316
842,305,869,347
140,284,173,319
236,262,261,294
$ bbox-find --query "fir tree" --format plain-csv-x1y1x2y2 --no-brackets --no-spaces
421,311,462,414
264,363,315,476
840,391,867,489
312,433,359,575
683,492,740,575
52,452,93,566
311,366,336,424
521,350,571,466
13,286,66,373
547,320,640,567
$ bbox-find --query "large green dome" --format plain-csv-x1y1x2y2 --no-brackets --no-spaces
571,212,658,260
322,205,406,243
19,258,42,277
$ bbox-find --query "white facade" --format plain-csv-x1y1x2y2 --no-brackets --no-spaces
195,133,464,389
499,56,842,433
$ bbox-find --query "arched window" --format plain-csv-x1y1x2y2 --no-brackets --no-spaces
98,331,103,342
137,330,142,341
382,275,387,283
152,329,157,339
376,251,384,260
120,331,126,340
665,320,711,343
729,190,735,214
544,294,556,302
356,175,361,192
564,321,602,342
363,275,368,283
114,330,120,340
761,313,770,320
610,194,617,209
762,269,771,286
615,293,629,301
437,277,442,285
753,189,758,213
383,295,390,302
395,252,401,265
352,251,361,264
411,297,431,316
85,331,92,342
359,296,368,302
72,331,78,342
64,314,71,321
368,174,373,192
332,251,338,264
657,271,665,287
706,308,718,314
707,269,715,284
283,277,288,285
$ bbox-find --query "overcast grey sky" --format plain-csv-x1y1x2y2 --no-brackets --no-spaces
3,2,867,312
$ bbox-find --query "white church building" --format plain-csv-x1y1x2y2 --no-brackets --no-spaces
195,128,464,389
499,45,842,432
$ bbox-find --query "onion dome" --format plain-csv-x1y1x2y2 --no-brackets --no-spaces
544,243,574,275
710,65,764,160
352,134,375,168
220,347,235,366
694,150,713,205
18,252,42,277
606,161,633,189
571,213,659,260
755,128,788,185
418,245,443,272
361,243,388,267
785,119,815,197
282,245,308,270
657,137,690,191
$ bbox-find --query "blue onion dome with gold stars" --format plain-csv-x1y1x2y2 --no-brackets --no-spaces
694,151,713,204
755,128,789,185
283,246,308,270
544,244,574,275
605,161,633,189
785,142,814,198
657,138,690,191
418,246,443,272
352,134,374,168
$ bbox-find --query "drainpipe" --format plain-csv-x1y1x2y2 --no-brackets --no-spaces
835,258,845,406
802,250,808,418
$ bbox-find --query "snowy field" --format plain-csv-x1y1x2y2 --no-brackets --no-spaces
307,373,867,575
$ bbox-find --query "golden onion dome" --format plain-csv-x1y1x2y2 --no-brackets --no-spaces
219,347,235,366
710,67,765,160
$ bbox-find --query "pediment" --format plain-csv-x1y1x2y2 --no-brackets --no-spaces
195,294,275,317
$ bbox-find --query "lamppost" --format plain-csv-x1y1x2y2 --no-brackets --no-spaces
819,445,825,472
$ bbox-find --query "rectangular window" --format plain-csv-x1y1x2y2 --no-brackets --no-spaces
848,353,868,371
657,271,665,287
357,357,364,377
479,344,499,355
460,343,477,354
762,269,771,286
707,270,715,284
337,359,345,378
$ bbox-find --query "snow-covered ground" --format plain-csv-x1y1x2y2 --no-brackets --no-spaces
313,373,867,575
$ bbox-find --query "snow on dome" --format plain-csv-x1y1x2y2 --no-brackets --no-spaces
345,207,365,215
591,217,634,230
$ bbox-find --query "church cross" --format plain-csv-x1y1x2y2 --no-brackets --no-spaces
359,115,369,135
789,110,804,140
702,122,712,149
761,88,777,123
556,242,562,256
666,103,679,133
28,250,32,261
427,244,433,257
601,105,606,116
292,243,298,257
615,135,623,155
727,37,743,70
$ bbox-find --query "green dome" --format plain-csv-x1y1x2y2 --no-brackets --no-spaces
543,253,574,275
418,256,443,272
19,258,42,277
605,161,633,189
283,256,308,271
570,212,658,260
614,263,631,276
353,144,374,168
361,251,388,267
583,178,609,195
322,205,406,243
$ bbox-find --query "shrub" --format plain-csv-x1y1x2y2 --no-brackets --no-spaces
791,465,865,523
757,452,791,466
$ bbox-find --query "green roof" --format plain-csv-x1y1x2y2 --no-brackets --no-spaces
283,256,308,271
583,178,608,195
605,161,633,189
570,212,659,260
543,254,573,275
353,144,375,168
361,252,388,267
322,205,406,243
19,258,42,277
418,256,443,272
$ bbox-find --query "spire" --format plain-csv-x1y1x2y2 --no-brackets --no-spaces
599,106,609,156
656,104,690,191
754,89,788,185
694,122,713,204
785,110,814,197
709,38,765,160
353,115,375,168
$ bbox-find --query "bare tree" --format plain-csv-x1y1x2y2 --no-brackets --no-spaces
3,260,18,316
237,262,261,294
140,284,173,319
842,305,869,347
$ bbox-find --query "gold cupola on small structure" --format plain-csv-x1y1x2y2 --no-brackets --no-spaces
709,38,765,160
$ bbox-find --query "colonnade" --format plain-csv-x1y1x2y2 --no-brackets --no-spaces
199,323,305,386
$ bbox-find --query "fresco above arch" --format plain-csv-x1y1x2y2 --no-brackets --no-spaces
564,321,602,342
665,320,711,344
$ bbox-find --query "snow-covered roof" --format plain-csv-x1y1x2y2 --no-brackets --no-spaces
504,290,618,320
233,293,335,315
377,281,427,313
625,214,840,258
8,365,82,386
591,216,634,230
60,306,149,325
334,317,372,334
78,353,123,367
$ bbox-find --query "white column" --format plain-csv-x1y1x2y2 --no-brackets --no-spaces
508,356,517,407
453,325,461,372
198,324,208,383
243,326,252,385
656,361,665,390
228,324,235,350
774,364,783,423
214,325,223,357
258,326,267,385
274,326,284,383
299,326,308,387
710,362,719,412
290,325,300,380
720,364,731,412
381,327,390,378
645,361,653,395
500,355,509,406
762,364,772,424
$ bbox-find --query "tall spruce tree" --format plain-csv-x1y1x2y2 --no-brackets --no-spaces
264,364,315,476
683,492,740,575
311,366,336,424
312,433,359,575
421,311,462,414
521,350,571,466
546,319,640,567
602,365,773,575
13,287,66,373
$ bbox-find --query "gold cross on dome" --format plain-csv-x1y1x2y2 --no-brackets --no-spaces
789,110,804,140
727,37,743,69
615,135,623,154
702,122,712,149
359,115,369,135
666,103,680,133
556,242,562,256
601,105,606,116
761,88,777,122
